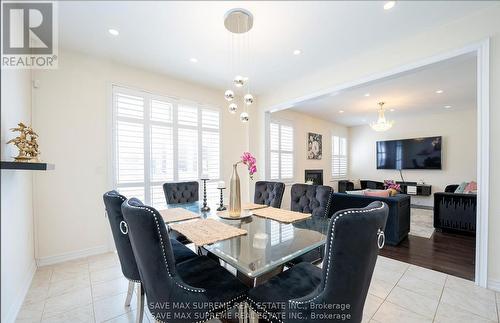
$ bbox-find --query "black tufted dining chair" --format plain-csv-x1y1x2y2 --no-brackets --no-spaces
163,181,199,204
248,201,389,323
254,181,285,208
103,191,198,323
288,184,334,265
290,183,333,218
121,199,248,322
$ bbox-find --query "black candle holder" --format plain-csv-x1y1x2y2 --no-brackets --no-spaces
217,187,227,211
201,178,210,212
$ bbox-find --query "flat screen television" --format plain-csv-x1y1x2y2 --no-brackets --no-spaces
376,136,442,170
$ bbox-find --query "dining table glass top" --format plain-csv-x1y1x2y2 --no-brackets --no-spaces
163,201,329,278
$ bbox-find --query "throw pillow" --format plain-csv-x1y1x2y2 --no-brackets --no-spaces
464,181,477,194
454,182,468,194
346,190,366,196
364,189,390,198
388,188,399,196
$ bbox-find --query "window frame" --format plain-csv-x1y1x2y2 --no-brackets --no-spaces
266,116,295,183
111,84,221,206
331,134,348,180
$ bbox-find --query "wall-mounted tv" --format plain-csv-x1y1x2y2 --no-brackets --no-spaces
376,136,442,170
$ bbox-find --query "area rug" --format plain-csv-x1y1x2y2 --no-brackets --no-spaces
409,208,435,239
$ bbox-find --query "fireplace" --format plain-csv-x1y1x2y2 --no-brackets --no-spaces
305,169,323,185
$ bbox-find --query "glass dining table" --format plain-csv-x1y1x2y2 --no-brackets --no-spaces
163,201,329,285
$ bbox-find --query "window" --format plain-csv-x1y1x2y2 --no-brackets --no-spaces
332,135,347,179
268,119,294,181
112,86,221,208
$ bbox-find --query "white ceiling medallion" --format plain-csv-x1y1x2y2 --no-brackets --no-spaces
224,8,255,123
370,102,394,132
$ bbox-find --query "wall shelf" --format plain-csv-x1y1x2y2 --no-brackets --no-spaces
1,161,55,171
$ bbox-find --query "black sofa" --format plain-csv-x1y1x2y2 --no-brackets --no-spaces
338,180,385,193
434,184,476,234
330,192,410,245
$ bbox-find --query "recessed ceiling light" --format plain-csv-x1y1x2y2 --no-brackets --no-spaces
364,93,370,97
293,49,302,55
384,1,396,10
189,58,198,63
444,105,452,109
339,110,345,114
435,89,444,94
390,108,395,112
108,29,119,36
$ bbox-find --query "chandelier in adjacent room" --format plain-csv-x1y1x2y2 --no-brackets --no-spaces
224,8,254,123
370,102,394,132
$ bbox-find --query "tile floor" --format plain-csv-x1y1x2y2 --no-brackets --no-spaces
16,252,500,323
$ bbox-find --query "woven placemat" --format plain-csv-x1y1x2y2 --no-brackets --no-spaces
242,203,269,210
159,208,200,224
251,207,311,224
169,218,247,246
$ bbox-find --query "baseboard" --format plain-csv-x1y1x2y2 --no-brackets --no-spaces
3,259,37,323
488,279,500,292
36,245,112,267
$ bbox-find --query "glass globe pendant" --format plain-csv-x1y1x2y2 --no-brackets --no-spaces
224,90,235,101
244,93,254,105
228,103,238,114
233,75,245,88
240,112,249,122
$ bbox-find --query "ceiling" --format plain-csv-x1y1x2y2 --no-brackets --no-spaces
286,53,477,126
58,1,495,96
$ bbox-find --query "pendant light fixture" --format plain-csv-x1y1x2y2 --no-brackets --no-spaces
224,8,254,123
370,102,394,132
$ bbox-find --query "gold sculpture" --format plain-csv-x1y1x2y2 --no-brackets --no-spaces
6,122,40,162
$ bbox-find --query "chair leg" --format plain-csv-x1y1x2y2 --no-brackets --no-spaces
136,282,145,323
238,302,249,323
248,305,259,323
125,281,135,307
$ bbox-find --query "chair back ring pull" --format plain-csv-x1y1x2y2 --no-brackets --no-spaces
120,221,129,235
377,229,385,249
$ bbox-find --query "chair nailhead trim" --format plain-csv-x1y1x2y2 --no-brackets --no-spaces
246,297,284,323
289,203,386,305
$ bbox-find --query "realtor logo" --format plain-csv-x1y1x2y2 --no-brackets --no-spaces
2,1,58,68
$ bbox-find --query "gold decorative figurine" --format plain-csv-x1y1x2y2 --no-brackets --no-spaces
6,122,41,162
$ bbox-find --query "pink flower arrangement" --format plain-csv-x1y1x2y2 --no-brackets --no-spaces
238,152,257,179
384,180,401,191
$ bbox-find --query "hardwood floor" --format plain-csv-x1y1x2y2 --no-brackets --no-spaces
380,231,475,281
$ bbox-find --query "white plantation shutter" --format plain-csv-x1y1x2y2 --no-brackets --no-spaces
201,108,220,182
112,86,221,205
116,93,144,119
268,120,294,181
332,136,348,179
178,104,198,127
280,125,294,179
178,128,198,180
150,125,174,182
116,121,144,183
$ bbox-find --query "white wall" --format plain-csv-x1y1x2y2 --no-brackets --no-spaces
31,50,249,263
254,5,500,287
1,70,36,323
349,109,477,207
269,109,348,209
